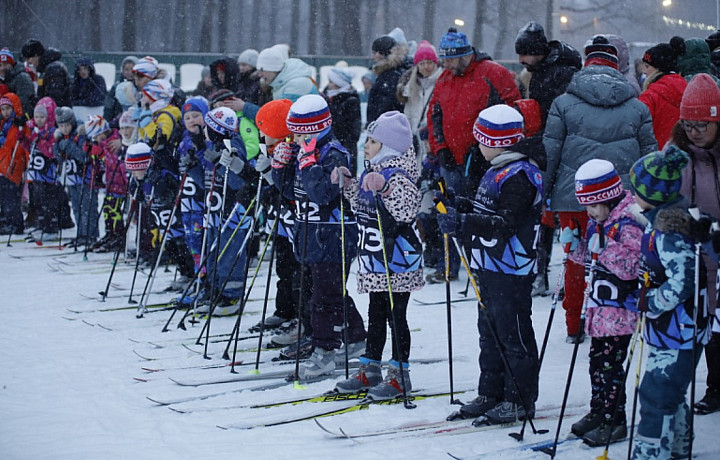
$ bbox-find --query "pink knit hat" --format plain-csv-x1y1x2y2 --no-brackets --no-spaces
414,40,438,65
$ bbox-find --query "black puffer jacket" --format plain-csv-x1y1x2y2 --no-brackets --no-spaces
38,48,72,108
367,43,410,124
210,57,241,93
70,57,107,107
525,40,581,123
325,89,361,164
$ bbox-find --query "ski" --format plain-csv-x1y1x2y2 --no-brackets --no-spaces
447,435,583,459
217,391,455,430
146,378,297,406
413,297,476,306
66,301,175,314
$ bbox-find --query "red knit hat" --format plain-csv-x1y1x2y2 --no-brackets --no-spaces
680,73,720,122
256,99,293,140
414,41,438,65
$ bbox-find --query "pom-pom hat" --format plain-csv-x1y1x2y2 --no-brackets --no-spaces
286,95,332,135
584,35,619,69
125,142,153,171
256,99,293,140
55,106,75,124
439,28,473,58
680,73,720,122
366,110,413,154
514,21,549,56
630,145,689,206
132,56,159,79
204,107,238,136
473,104,525,148
575,159,623,205
643,37,685,73
85,115,110,140
0,48,15,66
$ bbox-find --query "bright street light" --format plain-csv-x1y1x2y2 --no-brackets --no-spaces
560,15,569,24
662,0,672,6
454,18,465,27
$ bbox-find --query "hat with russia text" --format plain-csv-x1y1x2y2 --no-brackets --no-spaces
125,142,153,171
286,95,332,135
575,159,623,205
473,104,525,148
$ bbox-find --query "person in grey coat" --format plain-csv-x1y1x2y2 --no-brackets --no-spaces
543,50,657,342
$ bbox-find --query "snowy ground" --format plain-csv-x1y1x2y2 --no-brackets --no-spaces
1,233,719,460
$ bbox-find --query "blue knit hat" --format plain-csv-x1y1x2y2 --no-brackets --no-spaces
182,97,208,118
439,28,473,58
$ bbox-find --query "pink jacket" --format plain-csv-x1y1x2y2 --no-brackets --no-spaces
100,131,127,196
570,191,643,337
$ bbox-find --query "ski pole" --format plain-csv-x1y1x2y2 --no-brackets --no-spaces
4,134,23,247
291,196,311,388
627,311,647,459
436,198,546,435
190,163,219,326
128,183,150,304
100,190,138,301
514,225,574,440
687,207,704,460
542,226,603,458
375,189,415,409
136,170,189,318
596,312,645,460
437,178,459,405
338,163,350,379
82,156,98,260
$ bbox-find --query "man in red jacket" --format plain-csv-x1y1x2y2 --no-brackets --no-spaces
425,27,521,283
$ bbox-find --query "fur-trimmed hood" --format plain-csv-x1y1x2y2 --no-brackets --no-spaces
647,197,694,238
373,42,410,75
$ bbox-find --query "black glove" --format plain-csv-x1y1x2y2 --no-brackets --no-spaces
179,152,197,173
437,148,456,170
691,214,714,243
191,131,206,151
14,116,26,128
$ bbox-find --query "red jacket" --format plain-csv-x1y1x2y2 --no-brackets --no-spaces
427,52,521,165
639,73,687,149
0,93,29,185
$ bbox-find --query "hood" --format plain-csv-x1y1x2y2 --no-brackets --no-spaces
74,57,96,77
373,42,410,75
649,197,693,238
365,143,419,183
272,58,314,90
538,40,581,71
506,133,547,171
210,56,241,93
567,65,635,107
2,92,23,117
37,47,62,73
35,96,57,126
649,73,687,107
677,38,714,77
605,35,632,75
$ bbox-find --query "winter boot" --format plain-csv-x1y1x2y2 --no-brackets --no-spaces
276,335,314,361
630,436,663,459
582,419,627,447
476,401,535,426
447,395,498,421
571,412,603,437
425,270,457,284
334,341,366,365
367,361,411,401
166,275,192,292
297,347,336,379
248,315,288,333
531,272,550,297
694,388,720,415
334,358,383,394
212,296,241,316
566,332,586,344
270,320,303,347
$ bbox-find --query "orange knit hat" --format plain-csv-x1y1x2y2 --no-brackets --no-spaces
256,99,293,140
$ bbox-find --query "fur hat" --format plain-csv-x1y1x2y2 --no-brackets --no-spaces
256,47,286,72
238,49,259,68
21,39,45,59
205,107,239,136
643,36,685,73
414,40,438,65
366,110,413,154
256,99,293,140
125,142,153,171
630,146,689,206
680,73,720,122
473,104,525,148
575,159,623,205
372,35,396,57
439,28,473,58
286,95,333,135
55,106,75,125
515,21,549,56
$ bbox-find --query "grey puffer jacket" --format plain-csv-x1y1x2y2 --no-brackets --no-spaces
344,145,424,294
543,65,657,211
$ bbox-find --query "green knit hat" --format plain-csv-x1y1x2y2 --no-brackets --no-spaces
629,145,689,206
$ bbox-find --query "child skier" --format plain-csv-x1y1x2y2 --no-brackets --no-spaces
560,159,643,446
53,107,85,238
0,93,29,235
332,110,424,399
271,94,366,379
439,104,542,425
629,146,710,460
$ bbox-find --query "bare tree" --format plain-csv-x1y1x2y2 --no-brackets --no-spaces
493,0,510,59
291,0,301,51
122,0,137,52
473,0,486,50
337,0,362,55
423,0,436,42
251,0,261,47
199,0,215,52
88,0,102,51
319,0,331,54
218,0,229,52
308,0,318,54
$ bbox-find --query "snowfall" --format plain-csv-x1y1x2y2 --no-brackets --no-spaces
1,225,719,460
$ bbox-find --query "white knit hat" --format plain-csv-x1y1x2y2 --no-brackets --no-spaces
237,49,259,68
286,94,332,134
257,47,286,72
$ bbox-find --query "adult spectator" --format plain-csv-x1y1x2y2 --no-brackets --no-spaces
366,32,410,124
236,49,267,106
21,38,44,93
514,21,581,123
0,48,35,115
514,21,581,296
323,67,361,175
639,37,687,148
606,34,643,96
193,66,215,99
706,29,720,78
71,57,107,108
37,48,72,108
543,36,657,343
425,27,521,283
104,56,138,125
677,37,720,85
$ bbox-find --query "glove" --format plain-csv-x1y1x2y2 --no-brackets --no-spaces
436,149,456,170
437,205,459,235
331,166,352,187
204,148,221,164
298,136,318,154
637,287,655,313
588,233,604,255
56,139,70,153
53,129,64,141
361,172,391,195
433,185,456,207
13,116,26,128
255,153,272,174
297,136,318,170
559,226,580,252
90,144,103,160
691,214,714,243
179,153,197,173
271,142,297,169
